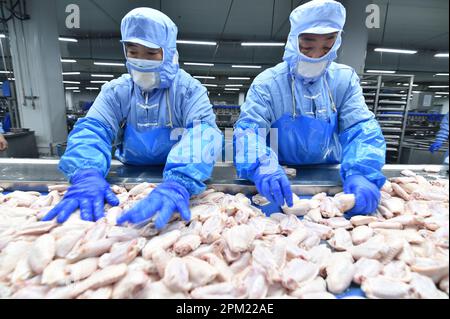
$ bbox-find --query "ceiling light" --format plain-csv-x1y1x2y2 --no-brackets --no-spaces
436,92,449,95
428,85,449,88
435,95,443,98
94,62,125,67
61,59,77,63
402,83,418,87
72,90,81,93
225,84,243,87
435,73,449,76
366,70,396,74
65,87,79,90
91,74,114,78
232,65,262,69
86,87,100,90
184,62,214,67
241,42,285,47
90,80,108,84
0,71,12,74
434,53,449,58
194,76,216,79
58,37,78,43
228,77,251,80
225,88,240,91
0,34,6,38
374,48,417,54
62,72,81,75
203,84,218,87
177,40,217,46
63,81,80,84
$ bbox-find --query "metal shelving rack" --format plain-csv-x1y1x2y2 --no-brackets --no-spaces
402,112,449,151
360,73,414,164
213,105,241,129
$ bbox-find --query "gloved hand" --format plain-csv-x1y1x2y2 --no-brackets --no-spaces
343,175,380,217
117,181,190,229
429,141,443,153
253,166,293,207
42,168,119,223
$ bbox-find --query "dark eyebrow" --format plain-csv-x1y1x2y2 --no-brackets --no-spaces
301,37,317,42
326,35,336,40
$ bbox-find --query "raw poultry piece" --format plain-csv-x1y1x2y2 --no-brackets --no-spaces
28,234,56,274
325,252,355,294
353,258,382,285
223,224,256,253
281,259,319,290
361,276,411,299
351,225,373,245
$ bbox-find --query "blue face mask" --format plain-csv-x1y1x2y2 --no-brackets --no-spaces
127,57,163,72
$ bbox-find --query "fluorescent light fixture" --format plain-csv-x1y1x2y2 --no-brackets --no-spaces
73,90,81,93
91,74,114,78
366,70,396,74
63,81,80,84
94,62,125,67
374,48,417,54
241,42,285,47
228,77,251,80
184,62,214,67
194,76,216,79
428,85,449,88
434,53,449,58
177,40,217,46
400,90,406,93
7,78,14,81
59,37,78,43
412,91,422,94
435,73,449,76
225,88,240,91
225,84,243,87
232,65,262,69
435,95,443,98
0,71,12,74
62,72,81,75
61,59,77,63
202,84,218,87
436,92,449,95
90,80,108,84
402,83,418,87
0,34,6,38
65,87,79,90
86,87,100,90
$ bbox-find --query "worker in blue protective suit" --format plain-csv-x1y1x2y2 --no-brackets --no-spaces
43,8,222,228
234,0,386,217
429,112,449,164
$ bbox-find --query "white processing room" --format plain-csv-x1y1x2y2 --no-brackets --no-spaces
0,0,448,303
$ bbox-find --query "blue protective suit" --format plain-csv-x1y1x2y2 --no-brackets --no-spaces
234,0,386,189
59,8,222,196
435,113,449,145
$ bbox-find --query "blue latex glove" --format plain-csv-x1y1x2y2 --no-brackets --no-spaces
42,169,119,223
117,181,190,229
253,167,293,207
429,142,443,153
343,175,380,217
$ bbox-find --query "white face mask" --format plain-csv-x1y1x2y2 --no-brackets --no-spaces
296,59,329,79
130,69,160,91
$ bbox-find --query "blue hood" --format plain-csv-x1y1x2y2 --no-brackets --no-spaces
121,8,179,89
283,0,346,80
